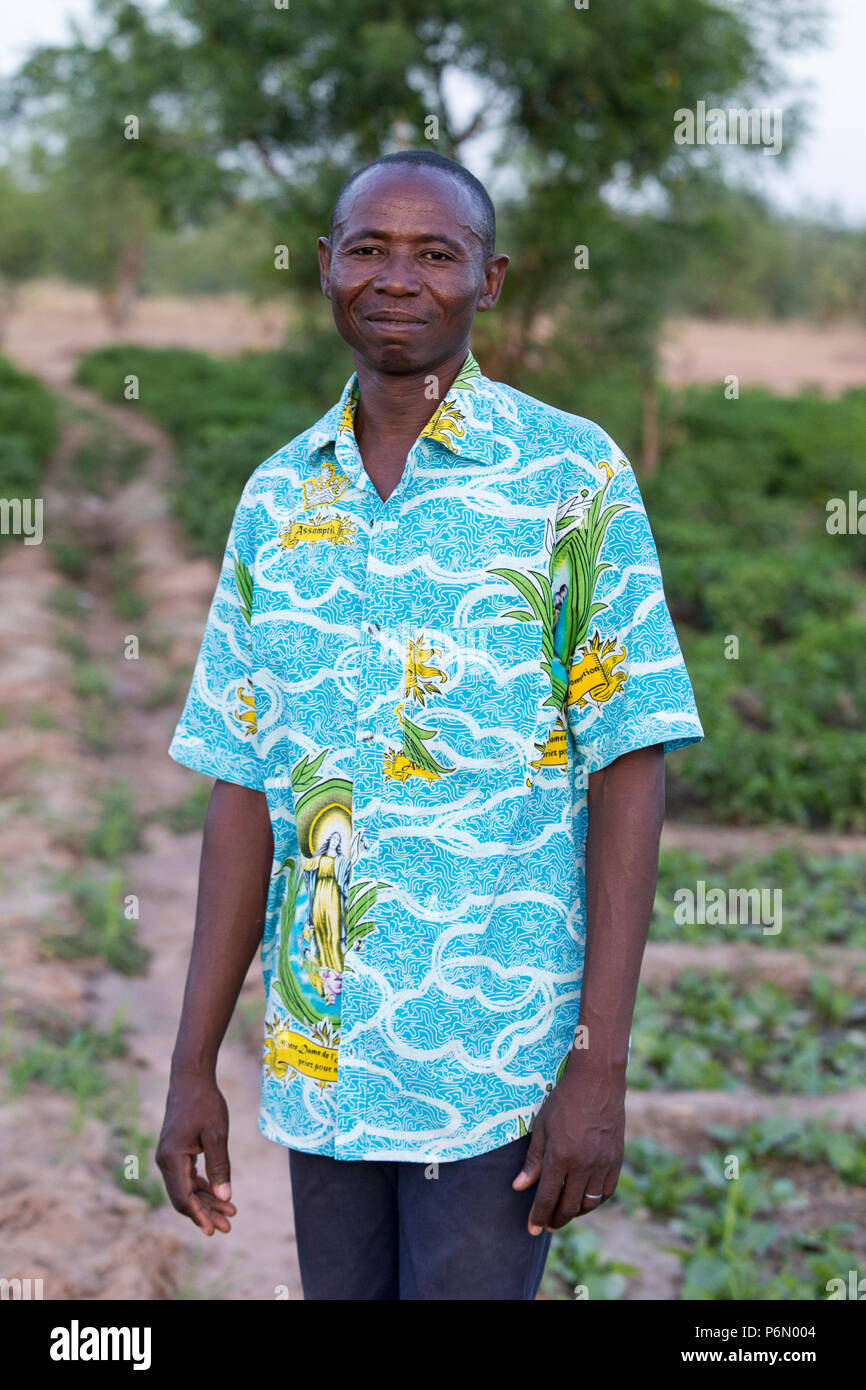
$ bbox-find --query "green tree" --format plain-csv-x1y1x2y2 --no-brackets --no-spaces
0,166,47,338
4,0,823,455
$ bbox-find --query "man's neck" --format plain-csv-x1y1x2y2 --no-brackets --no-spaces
352,343,470,451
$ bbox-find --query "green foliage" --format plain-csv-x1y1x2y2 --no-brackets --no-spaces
108,1082,166,1208
546,1125,866,1300
543,1226,639,1301
653,845,866,948
48,538,90,582
44,871,150,976
70,429,148,492
7,1015,128,1123
109,553,147,621
0,356,58,520
665,181,866,323
76,340,347,557
7,0,824,377
152,782,213,834
77,338,866,826
29,704,58,730
630,969,866,1094
86,781,143,861
0,167,47,291
141,206,282,297
706,1116,866,1187
645,386,866,827
620,1131,861,1300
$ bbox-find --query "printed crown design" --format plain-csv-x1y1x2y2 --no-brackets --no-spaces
302,458,350,510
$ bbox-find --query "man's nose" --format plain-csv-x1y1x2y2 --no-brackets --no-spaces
371,252,422,294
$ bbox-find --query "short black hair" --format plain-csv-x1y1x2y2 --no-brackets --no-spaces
328,150,496,260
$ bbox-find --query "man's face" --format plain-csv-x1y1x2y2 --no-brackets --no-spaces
319,165,508,375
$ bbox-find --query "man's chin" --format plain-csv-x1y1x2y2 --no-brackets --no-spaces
355,337,432,373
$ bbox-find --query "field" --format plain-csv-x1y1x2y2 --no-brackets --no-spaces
1,285,865,1300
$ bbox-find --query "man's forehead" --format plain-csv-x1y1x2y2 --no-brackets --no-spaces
334,166,486,245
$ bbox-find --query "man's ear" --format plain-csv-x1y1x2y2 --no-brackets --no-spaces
318,236,332,298
477,253,510,312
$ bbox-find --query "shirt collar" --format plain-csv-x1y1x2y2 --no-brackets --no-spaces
304,348,499,475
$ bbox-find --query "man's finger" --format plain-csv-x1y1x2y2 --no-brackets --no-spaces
512,1124,545,1191
192,1194,232,1235
159,1150,218,1235
202,1127,232,1202
528,1156,566,1235
547,1170,593,1229
175,1186,218,1236
578,1168,610,1214
159,1149,199,1214
193,1175,236,1216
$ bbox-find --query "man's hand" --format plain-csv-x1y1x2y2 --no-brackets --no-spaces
512,1062,626,1233
156,1071,237,1236
512,744,664,1234
156,779,272,1237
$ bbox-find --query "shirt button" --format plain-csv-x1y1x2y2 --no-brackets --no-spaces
359,728,374,744
366,621,380,636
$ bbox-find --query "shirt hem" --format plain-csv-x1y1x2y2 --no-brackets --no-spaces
168,733,265,792
575,721,704,777
258,1110,532,1164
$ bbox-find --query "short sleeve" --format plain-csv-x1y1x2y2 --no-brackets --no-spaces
562,441,704,774
168,481,264,791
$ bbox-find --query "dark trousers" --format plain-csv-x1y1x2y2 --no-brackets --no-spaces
288,1134,552,1300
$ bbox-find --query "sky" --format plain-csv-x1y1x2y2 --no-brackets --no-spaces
2,0,864,226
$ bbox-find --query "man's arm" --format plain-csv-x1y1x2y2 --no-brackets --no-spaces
513,742,665,1232
156,779,273,1236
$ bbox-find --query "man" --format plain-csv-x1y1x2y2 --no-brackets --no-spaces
156,150,704,1301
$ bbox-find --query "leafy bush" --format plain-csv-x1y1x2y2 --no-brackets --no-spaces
0,356,58,533
630,969,866,1094
546,1123,866,1300
75,338,350,556
44,870,150,975
653,845,866,948
75,345,866,826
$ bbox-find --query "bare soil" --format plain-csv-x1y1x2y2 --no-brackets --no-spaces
3,285,865,1303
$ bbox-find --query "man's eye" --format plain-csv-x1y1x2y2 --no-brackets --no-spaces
422,250,451,261
349,246,381,255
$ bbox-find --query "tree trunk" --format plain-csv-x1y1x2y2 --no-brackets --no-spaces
641,365,660,476
100,236,148,330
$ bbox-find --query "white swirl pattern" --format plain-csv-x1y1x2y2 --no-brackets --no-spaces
169,350,704,1162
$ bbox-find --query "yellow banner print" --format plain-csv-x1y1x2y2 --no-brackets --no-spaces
274,1030,339,1084
280,518,352,549
567,649,607,704
534,724,567,768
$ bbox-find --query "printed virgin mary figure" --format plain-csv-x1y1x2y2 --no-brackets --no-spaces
300,830,352,987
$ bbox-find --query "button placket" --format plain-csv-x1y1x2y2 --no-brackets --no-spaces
346,491,392,1116
334,464,374,1137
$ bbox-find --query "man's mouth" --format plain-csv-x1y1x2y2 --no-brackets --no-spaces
365,312,427,325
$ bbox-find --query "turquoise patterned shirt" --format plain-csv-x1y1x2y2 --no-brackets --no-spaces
169,349,704,1162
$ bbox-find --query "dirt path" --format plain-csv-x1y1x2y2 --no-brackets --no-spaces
6,282,866,399
73,384,305,1299
661,316,866,396
662,820,866,861
4,293,865,1302
80,388,305,1298
0,461,190,1297
0,357,303,1296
